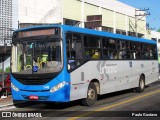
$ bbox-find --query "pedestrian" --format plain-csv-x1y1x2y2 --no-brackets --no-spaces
0,86,6,99
0,86,3,97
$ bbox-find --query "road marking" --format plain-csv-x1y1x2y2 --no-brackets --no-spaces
68,89,160,120
0,106,16,111
0,103,14,108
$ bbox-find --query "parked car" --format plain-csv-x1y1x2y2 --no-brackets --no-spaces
0,74,11,95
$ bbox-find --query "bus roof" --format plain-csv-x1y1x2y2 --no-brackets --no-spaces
14,24,156,44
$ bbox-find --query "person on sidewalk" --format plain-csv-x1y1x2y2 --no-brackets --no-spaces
0,86,7,99
0,86,3,97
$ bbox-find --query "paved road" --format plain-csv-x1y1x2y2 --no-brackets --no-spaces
1,80,160,120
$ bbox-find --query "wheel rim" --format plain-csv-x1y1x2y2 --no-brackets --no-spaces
140,79,144,89
88,88,95,100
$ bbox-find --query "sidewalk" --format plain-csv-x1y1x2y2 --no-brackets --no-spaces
0,95,13,108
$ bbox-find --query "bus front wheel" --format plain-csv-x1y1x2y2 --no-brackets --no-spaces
82,82,97,106
135,76,145,93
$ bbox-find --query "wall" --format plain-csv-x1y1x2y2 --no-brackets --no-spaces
19,0,62,24
63,0,82,21
18,0,151,39
101,8,114,28
151,31,160,50
63,0,149,37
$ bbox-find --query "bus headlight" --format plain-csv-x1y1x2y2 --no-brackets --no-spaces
50,81,66,93
11,83,19,92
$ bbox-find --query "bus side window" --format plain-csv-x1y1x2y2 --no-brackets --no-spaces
84,35,102,60
66,33,83,71
150,45,157,60
92,50,101,59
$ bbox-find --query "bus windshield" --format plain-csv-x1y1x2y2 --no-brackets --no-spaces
11,37,62,74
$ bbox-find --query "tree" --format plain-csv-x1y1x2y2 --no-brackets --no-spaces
158,28,160,32
5,67,10,72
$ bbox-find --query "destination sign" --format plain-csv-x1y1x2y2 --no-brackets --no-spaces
17,28,59,38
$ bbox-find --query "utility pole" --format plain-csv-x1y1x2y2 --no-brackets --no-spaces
146,23,155,32
135,8,150,37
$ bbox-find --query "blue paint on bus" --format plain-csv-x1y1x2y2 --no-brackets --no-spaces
11,67,71,102
14,24,156,44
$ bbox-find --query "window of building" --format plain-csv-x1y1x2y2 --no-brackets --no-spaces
116,29,126,35
138,33,144,38
152,38,157,41
102,27,113,33
64,18,80,26
128,31,136,37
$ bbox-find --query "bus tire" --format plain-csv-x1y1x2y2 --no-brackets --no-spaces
135,76,145,93
82,82,97,106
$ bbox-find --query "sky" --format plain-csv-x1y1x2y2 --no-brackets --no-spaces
118,0,160,31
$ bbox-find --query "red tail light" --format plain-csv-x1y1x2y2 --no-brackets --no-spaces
29,95,39,100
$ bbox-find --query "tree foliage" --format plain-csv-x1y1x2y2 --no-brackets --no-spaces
158,28,160,32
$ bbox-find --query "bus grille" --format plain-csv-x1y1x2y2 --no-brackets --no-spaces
16,78,51,85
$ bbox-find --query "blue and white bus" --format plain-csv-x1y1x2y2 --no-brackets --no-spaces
11,25,159,106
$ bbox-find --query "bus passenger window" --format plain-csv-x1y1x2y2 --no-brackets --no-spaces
150,45,157,60
109,51,114,59
118,51,123,59
85,50,91,59
142,52,149,59
110,51,117,59
102,38,116,49
66,33,83,71
92,50,100,59
135,52,140,59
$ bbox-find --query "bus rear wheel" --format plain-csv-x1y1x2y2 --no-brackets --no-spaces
82,82,97,106
135,76,145,93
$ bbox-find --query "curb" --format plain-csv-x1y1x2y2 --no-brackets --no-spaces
0,101,41,110
0,103,14,108
0,101,27,109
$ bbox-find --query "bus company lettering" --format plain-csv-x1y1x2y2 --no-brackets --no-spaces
99,64,118,74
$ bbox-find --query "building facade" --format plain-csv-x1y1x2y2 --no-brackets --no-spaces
18,0,151,39
0,0,18,47
0,0,155,72
0,0,18,72
151,31,160,56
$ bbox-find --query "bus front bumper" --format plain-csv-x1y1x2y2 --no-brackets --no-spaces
11,85,70,102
